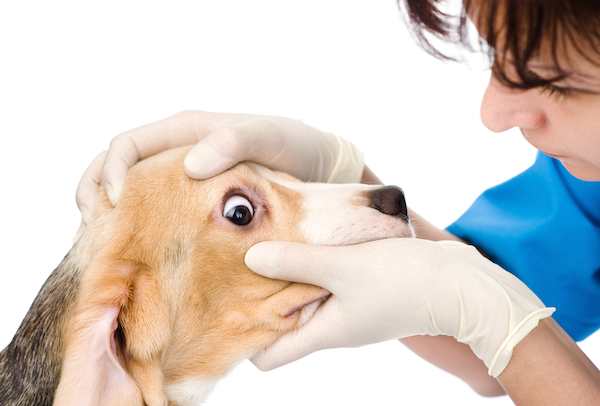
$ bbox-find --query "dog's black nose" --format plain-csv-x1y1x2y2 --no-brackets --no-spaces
368,186,408,220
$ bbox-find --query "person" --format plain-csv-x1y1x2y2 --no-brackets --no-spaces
71,0,600,404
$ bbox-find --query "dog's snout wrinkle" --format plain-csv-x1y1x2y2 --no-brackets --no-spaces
368,186,408,220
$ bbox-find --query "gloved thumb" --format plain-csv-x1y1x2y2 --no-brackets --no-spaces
245,241,347,291
184,134,239,179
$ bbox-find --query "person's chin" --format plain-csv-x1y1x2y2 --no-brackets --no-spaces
560,160,600,182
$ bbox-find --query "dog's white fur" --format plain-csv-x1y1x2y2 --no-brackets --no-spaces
166,376,221,405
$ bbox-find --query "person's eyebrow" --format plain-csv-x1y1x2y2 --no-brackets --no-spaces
528,63,600,87
529,62,597,77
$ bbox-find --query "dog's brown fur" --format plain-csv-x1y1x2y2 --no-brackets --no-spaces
0,146,411,406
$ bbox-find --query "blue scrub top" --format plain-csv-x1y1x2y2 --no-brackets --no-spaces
447,152,600,341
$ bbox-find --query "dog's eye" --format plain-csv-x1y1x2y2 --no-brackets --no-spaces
223,195,254,226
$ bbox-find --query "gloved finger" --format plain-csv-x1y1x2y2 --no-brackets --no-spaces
250,295,343,370
75,150,107,227
102,111,205,205
245,241,357,292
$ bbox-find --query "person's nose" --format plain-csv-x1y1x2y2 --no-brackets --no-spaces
480,75,546,132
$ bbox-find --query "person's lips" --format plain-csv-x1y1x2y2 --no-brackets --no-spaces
518,129,569,160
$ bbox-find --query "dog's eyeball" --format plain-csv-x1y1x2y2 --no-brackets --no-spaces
223,195,254,226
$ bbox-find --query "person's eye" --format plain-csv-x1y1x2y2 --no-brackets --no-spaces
540,83,572,100
223,195,254,226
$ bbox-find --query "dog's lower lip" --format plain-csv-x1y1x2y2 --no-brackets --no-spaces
284,290,331,318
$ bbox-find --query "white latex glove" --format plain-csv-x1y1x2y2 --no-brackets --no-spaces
75,111,363,241
245,238,555,378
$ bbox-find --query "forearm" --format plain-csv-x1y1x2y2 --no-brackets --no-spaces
400,335,505,396
498,318,600,405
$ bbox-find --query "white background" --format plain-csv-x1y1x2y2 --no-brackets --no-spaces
1,1,598,405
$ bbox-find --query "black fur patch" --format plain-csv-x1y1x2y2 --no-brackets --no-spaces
0,250,81,406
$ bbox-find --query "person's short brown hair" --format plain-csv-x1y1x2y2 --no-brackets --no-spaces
398,0,600,89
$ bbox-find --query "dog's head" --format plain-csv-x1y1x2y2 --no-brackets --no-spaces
61,146,413,405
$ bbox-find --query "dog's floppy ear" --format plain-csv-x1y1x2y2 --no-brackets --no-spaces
56,258,171,406
53,306,143,406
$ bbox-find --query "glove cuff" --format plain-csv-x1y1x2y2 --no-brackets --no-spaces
325,133,365,184
488,307,556,377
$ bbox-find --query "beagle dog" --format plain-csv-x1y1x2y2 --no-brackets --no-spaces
0,146,413,406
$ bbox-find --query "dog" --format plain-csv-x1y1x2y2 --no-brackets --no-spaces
0,146,413,406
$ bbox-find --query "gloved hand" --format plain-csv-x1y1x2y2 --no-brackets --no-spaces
75,111,363,241
245,238,555,378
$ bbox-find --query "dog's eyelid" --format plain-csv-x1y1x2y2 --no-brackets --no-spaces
223,195,255,226
223,184,265,210
223,195,254,216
